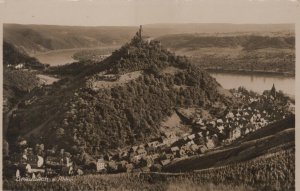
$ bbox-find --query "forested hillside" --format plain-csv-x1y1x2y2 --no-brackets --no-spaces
3,41,44,68
3,41,45,112
8,32,230,157
3,70,39,111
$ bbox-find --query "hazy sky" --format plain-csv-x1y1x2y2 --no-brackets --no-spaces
0,0,299,26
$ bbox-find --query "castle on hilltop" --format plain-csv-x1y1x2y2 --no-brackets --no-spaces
134,25,154,44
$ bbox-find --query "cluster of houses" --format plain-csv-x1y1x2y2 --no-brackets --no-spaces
91,85,293,173
6,62,46,70
7,63,25,70
9,85,293,178
10,144,85,179
95,131,215,173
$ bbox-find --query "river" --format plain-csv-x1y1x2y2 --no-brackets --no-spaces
33,46,119,66
33,49,79,66
209,72,295,96
32,50,295,96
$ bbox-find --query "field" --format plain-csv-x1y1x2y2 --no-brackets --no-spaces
33,49,79,66
3,149,294,191
36,74,59,85
90,71,143,89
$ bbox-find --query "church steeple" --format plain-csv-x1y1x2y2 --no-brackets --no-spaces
270,83,276,98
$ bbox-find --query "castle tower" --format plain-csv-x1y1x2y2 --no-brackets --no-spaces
139,25,143,39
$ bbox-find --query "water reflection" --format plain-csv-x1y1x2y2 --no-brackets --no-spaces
209,72,295,95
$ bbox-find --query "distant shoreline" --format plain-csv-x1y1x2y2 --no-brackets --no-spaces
205,68,295,77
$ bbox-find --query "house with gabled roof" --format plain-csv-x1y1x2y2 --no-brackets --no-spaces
199,145,208,153
217,125,225,133
130,155,142,164
160,159,171,166
187,134,196,140
206,134,219,149
230,127,242,141
23,154,45,175
136,147,147,156
130,146,138,153
125,163,134,172
170,146,179,153
190,144,199,152
107,161,118,172
147,141,160,148
96,158,106,172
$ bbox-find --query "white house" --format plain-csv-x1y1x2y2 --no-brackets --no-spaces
188,134,195,140
216,119,223,124
206,138,215,149
226,112,234,119
230,127,242,141
196,118,204,126
15,63,24,69
37,155,44,168
217,125,225,133
96,158,106,172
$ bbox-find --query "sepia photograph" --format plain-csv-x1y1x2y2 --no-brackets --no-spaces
1,0,299,190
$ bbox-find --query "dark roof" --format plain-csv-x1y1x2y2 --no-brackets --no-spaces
27,155,38,165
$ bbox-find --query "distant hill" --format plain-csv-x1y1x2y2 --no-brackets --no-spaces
3,24,138,54
3,41,45,112
157,33,295,74
3,41,44,68
7,31,232,157
157,34,295,50
4,23,294,54
144,23,294,34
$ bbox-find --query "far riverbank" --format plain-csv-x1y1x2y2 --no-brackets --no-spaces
205,68,295,77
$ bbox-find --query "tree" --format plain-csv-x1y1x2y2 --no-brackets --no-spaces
56,128,65,138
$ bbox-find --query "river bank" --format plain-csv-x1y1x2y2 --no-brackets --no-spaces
205,68,295,77
209,71,295,96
